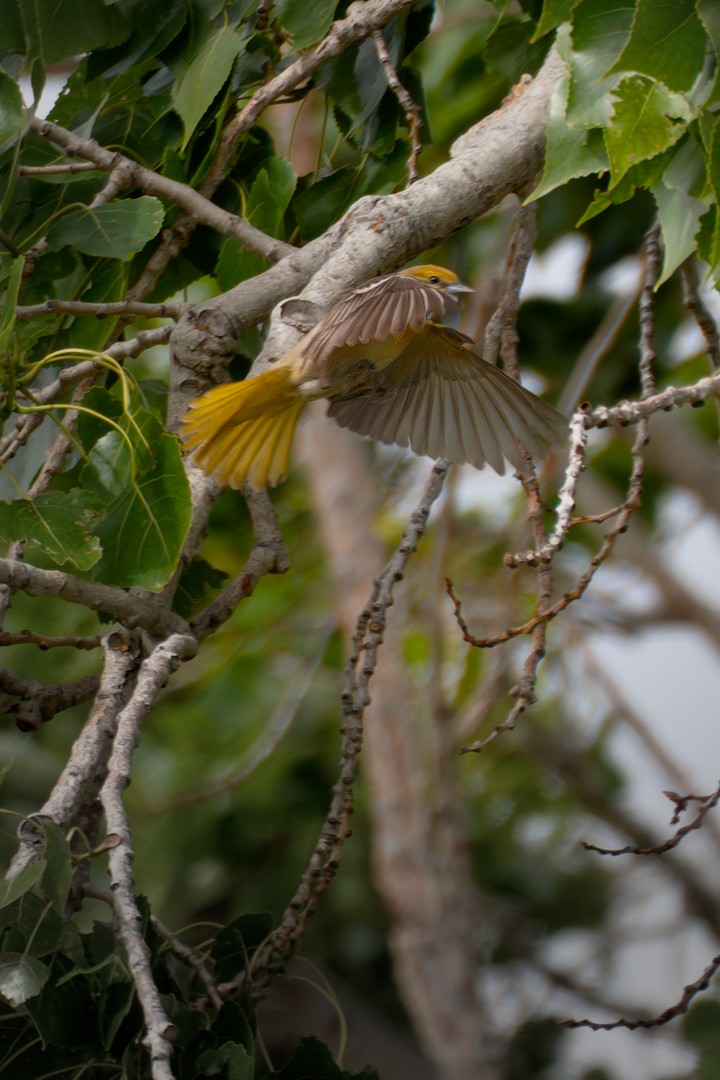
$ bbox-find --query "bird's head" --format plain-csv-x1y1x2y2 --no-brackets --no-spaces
400,264,473,297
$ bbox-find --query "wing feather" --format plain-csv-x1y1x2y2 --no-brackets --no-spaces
298,275,449,364
327,328,565,474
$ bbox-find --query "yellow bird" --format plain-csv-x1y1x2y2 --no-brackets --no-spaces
181,265,565,489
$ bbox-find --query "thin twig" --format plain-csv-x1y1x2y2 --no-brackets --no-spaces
561,952,720,1031
0,668,100,730
6,633,141,880
0,630,101,649
100,633,196,1080
29,118,292,264
506,410,588,567
245,460,450,989
150,915,223,1011
18,161,100,176
371,29,423,184
0,558,191,638
582,780,720,857
483,203,537,377
681,256,720,370
16,299,185,322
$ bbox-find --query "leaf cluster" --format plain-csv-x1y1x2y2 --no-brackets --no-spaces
533,0,720,287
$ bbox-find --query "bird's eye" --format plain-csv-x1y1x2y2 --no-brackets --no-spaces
428,275,440,285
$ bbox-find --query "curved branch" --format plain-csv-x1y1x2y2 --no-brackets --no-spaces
29,118,292,263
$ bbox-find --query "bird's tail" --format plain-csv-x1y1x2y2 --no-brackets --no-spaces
180,366,305,489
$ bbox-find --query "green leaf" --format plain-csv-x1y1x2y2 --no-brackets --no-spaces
217,156,295,289
561,1,634,129
0,256,23,367
173,556,227,618
46,197,165,259
0,72,24,151
70,262,129,352
652,180,706,287
0,491,102,571
39,821,73,913
0,858,46,912
173,26,244,151
6,0,130,68
604,75,690,188
275,0,339,48
293,166,357,240
197,1041,254,1079
87,416,192,591
609,0,708,93
527,71,608,201
0,953,49,1006
531,0,580,41
24,954,100,1050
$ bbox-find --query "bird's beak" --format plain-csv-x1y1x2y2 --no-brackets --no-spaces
447,280,473,295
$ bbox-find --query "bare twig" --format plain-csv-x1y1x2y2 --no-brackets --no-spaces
29,118,292,264
0,668,100,730
0,629,101,649
6,633,141,880
371,29,423,184
0,558,191,638
15,299,185,322
100,632,196,1080
582,780,720,858
483,203,537,378
561,952,720,1031
190,489,288,641
246,460,450,988
681,256,720,370
18,161,100,176
506,410,587,567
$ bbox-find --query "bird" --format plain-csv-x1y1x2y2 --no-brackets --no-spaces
180,264,565,490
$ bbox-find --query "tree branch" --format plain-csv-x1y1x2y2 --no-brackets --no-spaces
29,118,292,263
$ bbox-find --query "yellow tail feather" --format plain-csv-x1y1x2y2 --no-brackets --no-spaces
181,366,305,489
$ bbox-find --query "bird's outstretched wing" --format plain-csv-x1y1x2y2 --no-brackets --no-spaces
327,327,565,474
299,274,452,366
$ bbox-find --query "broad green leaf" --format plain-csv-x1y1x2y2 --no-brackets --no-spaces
561,1,634,129
275,0,339,48
700,120,720,280
46,197,165,259
88,420,192,591
15,892,64,959
0,72,24,150
70,262,129,352
39,821,73,913
705,115,720,208
173,26,244,151
13,0,131,67
651,181,706,287
610,0,708,93
604,75,690,189
293,166,358,240
0,256,23,361
527,72,608,201
217,156,296,290
0,858,46,912
0,953,49,1006
24,955,99,1050
173,556,227,617
531,0,580,41
0,491,102,571
576,151,672,224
